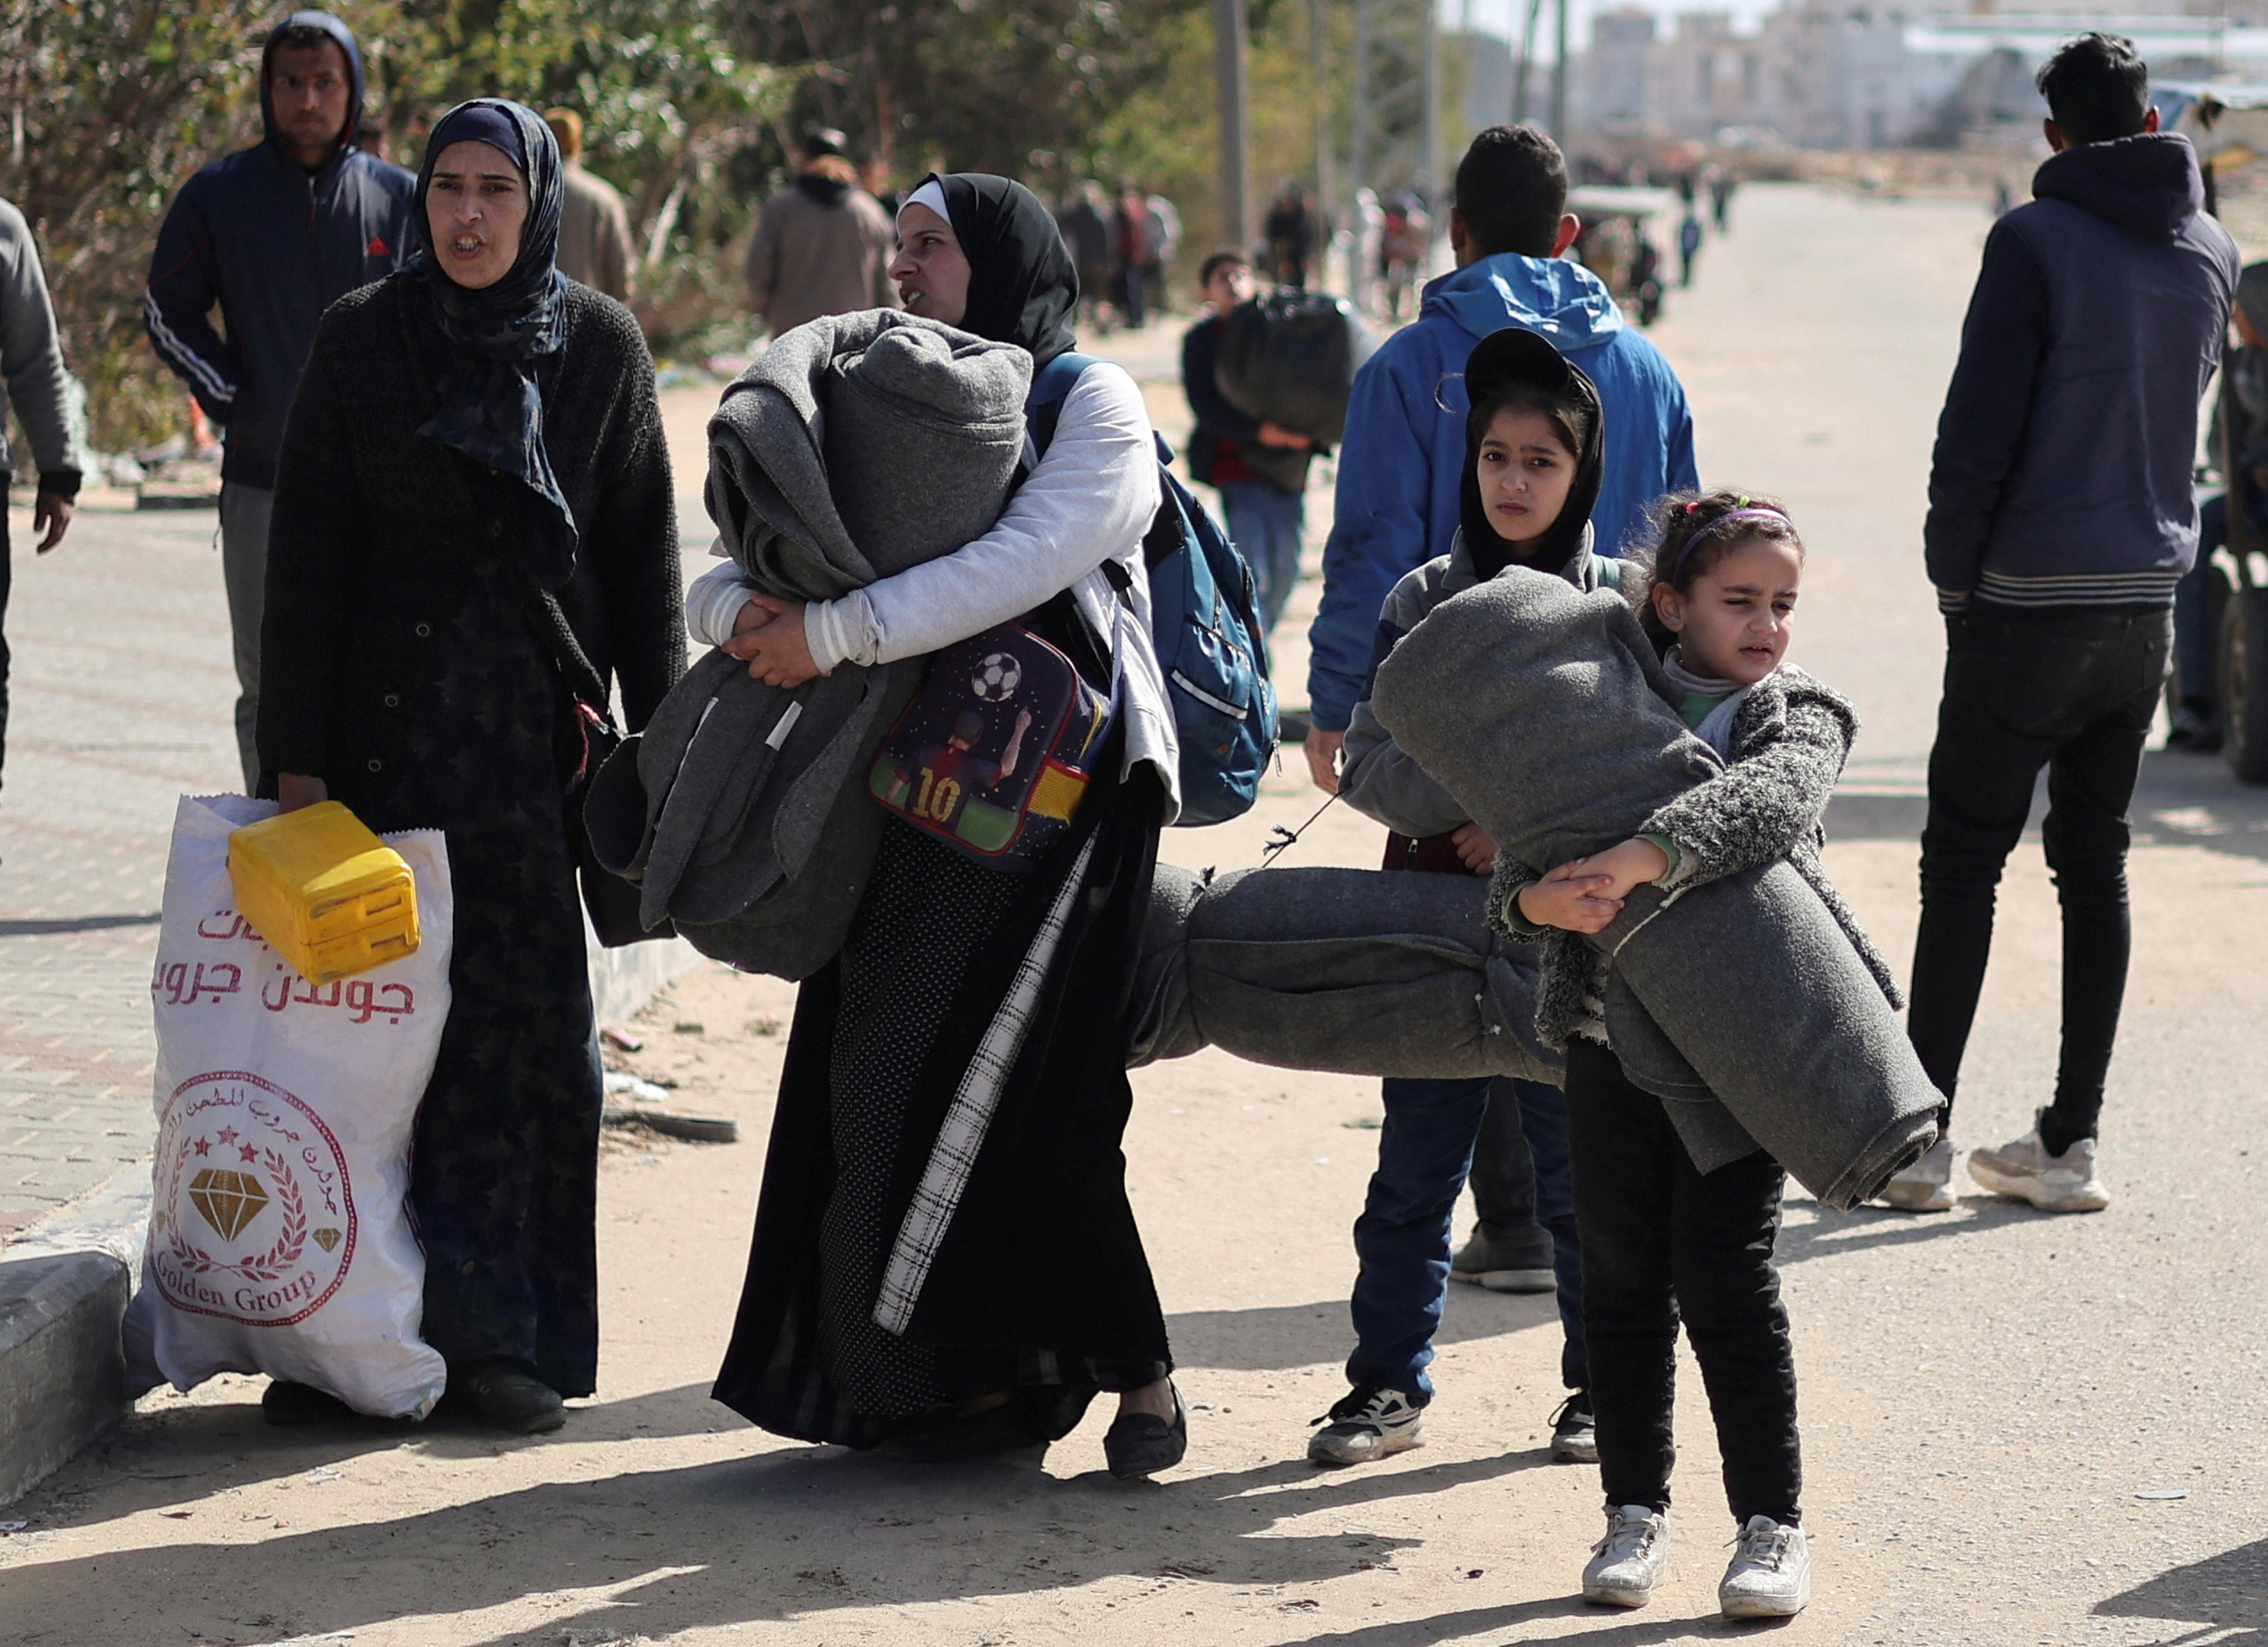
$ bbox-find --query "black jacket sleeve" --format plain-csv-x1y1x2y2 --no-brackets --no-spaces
585,309,684,730
257,314,360,778
144,180,241,422
1182,318,1262,487
1923,218,2049,600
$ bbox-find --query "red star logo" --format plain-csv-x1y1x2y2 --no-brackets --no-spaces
193,1137,211,1157
367,235,389,256
238,1142,260,1164
216,1127,239,1144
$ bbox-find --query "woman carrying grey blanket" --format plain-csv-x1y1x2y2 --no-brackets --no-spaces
709,174,1189,1478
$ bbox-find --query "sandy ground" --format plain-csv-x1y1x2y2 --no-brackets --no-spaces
6,183,2268,1647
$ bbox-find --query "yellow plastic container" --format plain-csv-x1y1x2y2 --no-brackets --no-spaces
227,801,420,984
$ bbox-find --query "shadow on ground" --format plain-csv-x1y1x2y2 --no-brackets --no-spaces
3,1394,1566,1647
2095,1535,2268,1644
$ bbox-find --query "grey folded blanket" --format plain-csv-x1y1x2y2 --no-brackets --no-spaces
1369,568,1938,1208
584,312,1032,979
1128,864,1562,1084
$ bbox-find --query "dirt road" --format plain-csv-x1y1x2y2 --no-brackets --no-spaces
5,183,2266,1647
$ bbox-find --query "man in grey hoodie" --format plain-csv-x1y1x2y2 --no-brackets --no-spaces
0,196,82,798
1895,33,2237,1216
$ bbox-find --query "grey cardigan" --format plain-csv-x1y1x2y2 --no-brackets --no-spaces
1491,665,1904,1051
0,198,79,493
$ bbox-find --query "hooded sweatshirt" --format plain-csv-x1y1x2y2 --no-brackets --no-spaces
1925,131,2238,609
144,12,416,490
1307,252,1697,731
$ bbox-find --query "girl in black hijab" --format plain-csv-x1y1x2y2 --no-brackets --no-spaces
713,172,1188,1479
1457,324,1605,582
259,98,682,1435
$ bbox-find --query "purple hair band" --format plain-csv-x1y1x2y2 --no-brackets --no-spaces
1669,506,1790,580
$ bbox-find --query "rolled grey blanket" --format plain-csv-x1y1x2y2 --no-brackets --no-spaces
1128,863,1562,1084
1369,569,1937,1208
585,314,1032,978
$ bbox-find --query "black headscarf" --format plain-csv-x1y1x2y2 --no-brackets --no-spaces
1457,326,1604,582
410,98,576,584
920,173,1080,366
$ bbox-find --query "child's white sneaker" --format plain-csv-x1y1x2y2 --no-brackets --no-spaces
1874,1136,1955,1211
1582,1505,1670,1608
1719,1515,1810,1618
1968,1117,2110,1212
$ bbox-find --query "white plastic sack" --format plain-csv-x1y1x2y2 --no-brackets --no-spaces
123,795,455,1419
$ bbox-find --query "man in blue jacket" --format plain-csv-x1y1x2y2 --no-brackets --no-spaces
145,11,415,787
1296,125,1695,1475
1304,123,1696,786
1891,33,2237,1218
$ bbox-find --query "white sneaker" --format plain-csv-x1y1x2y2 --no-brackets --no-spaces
1967,1116,2110,1212
1875,1136,1956,1211
1582,1505,1670,1608
1719,1515,1810,1618
1306,1384,1426,1466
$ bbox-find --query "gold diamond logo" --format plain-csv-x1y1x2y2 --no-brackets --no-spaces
188,1169,269,1240
311,1227,342,1253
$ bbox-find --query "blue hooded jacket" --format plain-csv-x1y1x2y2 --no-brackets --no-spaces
1306,252,1696,730
145,12,416,490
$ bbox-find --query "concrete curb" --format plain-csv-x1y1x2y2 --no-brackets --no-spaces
0,1166,148,1505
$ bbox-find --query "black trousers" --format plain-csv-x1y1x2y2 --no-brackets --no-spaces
1907,602,2170,1153
1566,1038,1800,1525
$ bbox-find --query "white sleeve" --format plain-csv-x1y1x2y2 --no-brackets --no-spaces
804,362,1159,671
684,557,754,648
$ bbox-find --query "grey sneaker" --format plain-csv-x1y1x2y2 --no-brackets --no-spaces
1549,1391,1598,1463
1450,1223,1556,1293
1719,1515,1810,1619
1307,1383,1426,1466
1582,1505,1670,1608
1968,1116,2110,1212
1875,1136,1956,1212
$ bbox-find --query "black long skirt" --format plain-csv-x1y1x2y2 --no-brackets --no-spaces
712,750,1169,1448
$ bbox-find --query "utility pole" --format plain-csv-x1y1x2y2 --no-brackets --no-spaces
1313,0,1334,288
1351,0,1374,309
1550,0,1569,139
1423,0,1442,211
1215,0,1252,250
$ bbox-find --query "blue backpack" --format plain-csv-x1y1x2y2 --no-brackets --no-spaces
1027,353,1278,827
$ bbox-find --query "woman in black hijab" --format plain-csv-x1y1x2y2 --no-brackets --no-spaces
712,174,1189,1478
259,99,683,1434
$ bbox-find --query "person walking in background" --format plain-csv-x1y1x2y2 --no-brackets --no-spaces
544,107,637,302
1266,184,1319,289
1182,249,1314,629
1708,167,1736,232
1887,33,2237,1216
144,10,415,789
744,128,895,338
1677,209,1703,287
1379,192,1431,321
1057,182,1114,329
1112,186,1151,328
1143,188,1181,319
0,196,83,800
259,100,682,1433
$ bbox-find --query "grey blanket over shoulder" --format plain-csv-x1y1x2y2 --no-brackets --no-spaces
1369,568,1939,1209
1126,864,1561,1083
584,312,1031,978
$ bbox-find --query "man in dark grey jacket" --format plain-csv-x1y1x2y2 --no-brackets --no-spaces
0,196,82,800
1897,33,2237,1216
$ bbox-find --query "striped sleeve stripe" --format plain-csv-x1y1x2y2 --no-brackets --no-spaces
1976,570,2180,605
142,290,236,410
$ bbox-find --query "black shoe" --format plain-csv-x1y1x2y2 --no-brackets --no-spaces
1549,1390,1598,1464
1103,1385,1188,1480
261,1379,357,1427
455,1358,566,1435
